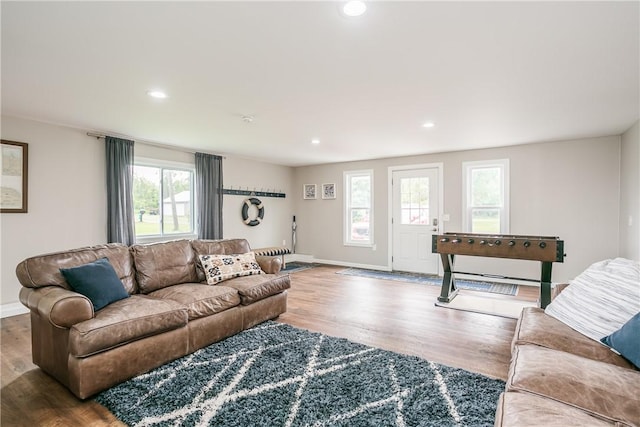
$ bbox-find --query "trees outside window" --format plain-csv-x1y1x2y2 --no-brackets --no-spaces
133,164,194,237
344,170,374,246
462,159,509,234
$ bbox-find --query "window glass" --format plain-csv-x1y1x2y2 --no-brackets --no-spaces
400,177,429,225
463,160,509,234
133,164,194,238
344,170,373,245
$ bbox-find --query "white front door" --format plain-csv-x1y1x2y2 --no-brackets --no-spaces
392,168,440,274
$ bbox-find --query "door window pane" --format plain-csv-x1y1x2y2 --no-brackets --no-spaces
400,177,429,224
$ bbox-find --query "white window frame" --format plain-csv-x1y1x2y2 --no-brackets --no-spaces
134,157,197,243
344,169,374,247
462,159,510,234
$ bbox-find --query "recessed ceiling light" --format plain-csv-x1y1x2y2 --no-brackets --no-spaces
343,1,366,17
422,122,435,128
311,139,320,145
147,90,168,99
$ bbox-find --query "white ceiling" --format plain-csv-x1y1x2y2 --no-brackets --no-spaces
2,1,638,167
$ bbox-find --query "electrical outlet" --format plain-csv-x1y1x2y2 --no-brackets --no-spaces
372,244,377,251
282,239,286,246
629,216,634,227
442,214,450,222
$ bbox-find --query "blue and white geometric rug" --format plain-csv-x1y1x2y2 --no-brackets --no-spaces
337,268,518,296
281,262,316,273
96,321,504,427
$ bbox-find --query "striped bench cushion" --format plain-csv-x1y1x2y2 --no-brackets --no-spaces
253,247,291,257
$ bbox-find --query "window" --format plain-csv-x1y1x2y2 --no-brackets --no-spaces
133,161,195,239
462,159,509,234
344,169,373,246
400,176,430,225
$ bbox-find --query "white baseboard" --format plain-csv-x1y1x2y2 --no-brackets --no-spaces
1,302,28,319
287,253,315,263
313,258,392,272
287,254,391,272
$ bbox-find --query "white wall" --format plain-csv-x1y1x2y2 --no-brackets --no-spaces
222,156,294,249
293,136,622,283
0,116,294,312
619,120,640,260
1,116,107,314
0,114,630,311
134,143,295,250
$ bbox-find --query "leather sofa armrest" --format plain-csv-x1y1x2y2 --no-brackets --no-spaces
255,256,282,274
551,283,570,301
19,286,94,328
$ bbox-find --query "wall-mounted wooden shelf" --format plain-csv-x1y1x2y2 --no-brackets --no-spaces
222,189,286,198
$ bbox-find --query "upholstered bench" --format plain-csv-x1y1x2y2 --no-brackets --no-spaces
253,246,291,267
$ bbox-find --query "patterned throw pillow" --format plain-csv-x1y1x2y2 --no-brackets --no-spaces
199,252,263,284
545,258,640,342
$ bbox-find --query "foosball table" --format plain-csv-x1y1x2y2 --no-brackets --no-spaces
431,233,565,308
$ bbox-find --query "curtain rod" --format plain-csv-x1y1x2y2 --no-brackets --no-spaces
86,131,226,158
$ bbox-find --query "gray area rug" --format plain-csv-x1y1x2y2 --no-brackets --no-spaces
337,268,518,296
281,262,315,273
96,321,504,427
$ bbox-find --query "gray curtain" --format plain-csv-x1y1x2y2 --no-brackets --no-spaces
195,152,223,239
106,136,135,246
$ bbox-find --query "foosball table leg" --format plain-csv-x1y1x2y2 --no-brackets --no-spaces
540,261,553,309
438,254,459,302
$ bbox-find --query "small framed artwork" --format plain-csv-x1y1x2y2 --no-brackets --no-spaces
303,184,317,200
322,183,336,199
1,140,28,213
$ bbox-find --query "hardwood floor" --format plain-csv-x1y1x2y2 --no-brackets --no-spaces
1,265,537,426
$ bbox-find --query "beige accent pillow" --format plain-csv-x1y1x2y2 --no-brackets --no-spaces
199,252,263,284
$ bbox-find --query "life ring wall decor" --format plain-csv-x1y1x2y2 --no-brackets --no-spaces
242,198,264,226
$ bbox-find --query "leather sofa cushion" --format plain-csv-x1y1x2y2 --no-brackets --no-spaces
69,295,188,357
222,274,290,305
15,244,137,294
149,283,241,320
507,344,640,426
132,240,199,293
513,307,634,369
191,239,252,281
495,392,624,427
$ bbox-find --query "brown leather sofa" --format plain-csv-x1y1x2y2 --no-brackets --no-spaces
16,238,290,399
495,303,640,426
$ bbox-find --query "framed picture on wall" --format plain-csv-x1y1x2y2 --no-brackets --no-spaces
322,183,336,199
303,184,317,200
1,140,28,213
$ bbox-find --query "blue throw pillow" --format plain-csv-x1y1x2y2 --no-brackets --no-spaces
60,257,129,311
600,312,640,369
